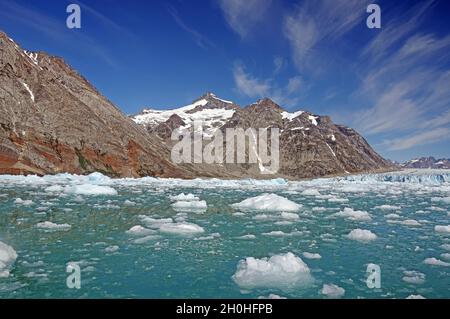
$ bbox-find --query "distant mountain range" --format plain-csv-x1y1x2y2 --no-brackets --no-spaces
401,157,450,169
0,30,393,179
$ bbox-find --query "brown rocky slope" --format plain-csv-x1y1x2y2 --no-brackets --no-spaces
0,31,190,178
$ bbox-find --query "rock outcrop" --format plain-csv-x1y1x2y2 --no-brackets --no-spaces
0,31,190,177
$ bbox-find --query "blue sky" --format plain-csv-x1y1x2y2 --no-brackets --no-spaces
0,0,449,161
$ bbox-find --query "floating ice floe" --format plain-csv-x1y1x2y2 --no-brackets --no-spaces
232,252,313,291
435,225,450,234
231,193,302,212
126,225,156,236
104,245,119,253
236,234,256,240
134,235,161,244
171,200,207,212
170,193,200,201
301,189,321,196
431,197,450,204
385,213,401,219
36,221,71,231
302,252,322,260
257,294,286,299
44,185,64,193
375,205,401,211
406,294,426,299
346,229,377,243
139,216,174,229
320,284,345,298
280,212,300,220
194,233,221,241
14,198,33,206
0,241,17,278
423,257,450,267
159,222,205,235
65,184,118,196
402,271,425,285
334,207,372,221
388,219,421,227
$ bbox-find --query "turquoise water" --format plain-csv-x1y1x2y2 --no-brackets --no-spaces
0,171,449,298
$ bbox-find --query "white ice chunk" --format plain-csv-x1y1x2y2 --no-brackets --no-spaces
424,257,450,267
435,225,450,234
231,193,302,212
170,193,200,201
126,225,156,236
302,252,322,260
159,222,205,235
347,229,377,243
36,221,71,231
0,242,17,278
335,207,372,221
232,252,313,291
65,184,118,196
171,200,207,212
320,284,345,298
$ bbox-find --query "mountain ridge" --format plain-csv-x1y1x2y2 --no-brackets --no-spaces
1,30,393,179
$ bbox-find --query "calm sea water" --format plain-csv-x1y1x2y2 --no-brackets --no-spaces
0,171,449,299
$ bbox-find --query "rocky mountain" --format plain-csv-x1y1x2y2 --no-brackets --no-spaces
132,94,393,179
0,31,190,178
401,157,450,169
1,30,392,180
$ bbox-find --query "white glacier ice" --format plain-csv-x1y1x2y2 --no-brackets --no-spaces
0,241,17,278
231,193,302,212
232,252,313,291
302,252,322,259
171,200,207,212
64,184,118,196
334,207,372,221
36,221,71,231
170,193,200,201
435,225,450,234
347,229,377,243
14,198,33,206
424,257,450,267
126,225,156,236
320,284,345,298
159,222,205,235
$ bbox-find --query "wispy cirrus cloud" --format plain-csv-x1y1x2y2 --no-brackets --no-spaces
167,5,215,49
283,0,369,70
232,63,303,107
352,2,450,151
219,0,272,38
383,127,450,151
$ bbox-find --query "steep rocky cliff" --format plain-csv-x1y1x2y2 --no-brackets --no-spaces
0,31,189,177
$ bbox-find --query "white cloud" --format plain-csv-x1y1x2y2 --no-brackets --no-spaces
219,0,272,38
384,127,450,151
233,64,303,107
233,64,271,98
167,5,215,49
362,0,436,62
286,76,302,94
283,0,368,70
349,2,450,153
273,56,285,74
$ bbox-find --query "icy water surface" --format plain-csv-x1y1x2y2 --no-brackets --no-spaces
0,170,449,299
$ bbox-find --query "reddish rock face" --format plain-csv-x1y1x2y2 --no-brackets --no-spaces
0,31,190,178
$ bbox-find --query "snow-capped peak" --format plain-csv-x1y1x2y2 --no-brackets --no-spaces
132,94,237,136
